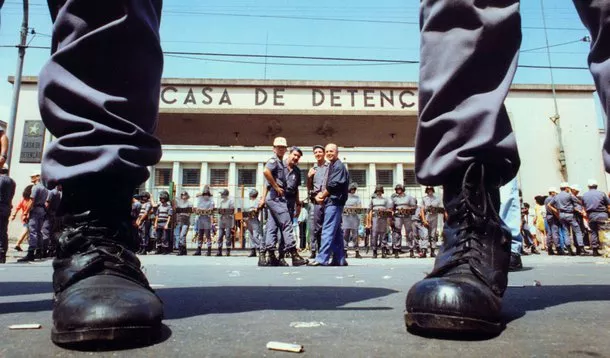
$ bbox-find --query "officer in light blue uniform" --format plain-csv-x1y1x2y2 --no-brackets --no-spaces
245,189,264,262
194,186,214,256
19,172,48,262
423,186,442,257
42,185,62,257
217,189,234,257
412,202,430,258
550,182,583,256
391,184,417,258
370,185,391,258
342,183,362,258
582,179,609,256
544,187,561,255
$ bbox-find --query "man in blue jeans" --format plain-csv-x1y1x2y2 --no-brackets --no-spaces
407,0,610,336
309,144,350,267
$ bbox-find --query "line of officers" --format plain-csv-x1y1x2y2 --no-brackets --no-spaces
130,182,447,262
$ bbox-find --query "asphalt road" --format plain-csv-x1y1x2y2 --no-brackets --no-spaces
1,252,609,357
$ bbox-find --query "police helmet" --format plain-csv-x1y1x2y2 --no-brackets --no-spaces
395,183,404,191
159,191,170,201
249,189,259,198
140,191,151,200
374,185,384,194
220,189,229,197
201,185,212,196
425,186,435,193
348,182,358,191
180,191,189,197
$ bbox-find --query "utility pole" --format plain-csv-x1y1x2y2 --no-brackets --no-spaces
6,0,29,169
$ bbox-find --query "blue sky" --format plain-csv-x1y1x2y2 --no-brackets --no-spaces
0,0,596,117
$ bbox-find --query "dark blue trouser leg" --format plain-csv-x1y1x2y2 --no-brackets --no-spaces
40,0,163,216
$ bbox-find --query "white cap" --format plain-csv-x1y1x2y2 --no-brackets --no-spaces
571,184,581,192
273,137,287,147
588,179,598,187
559,182,570,189
548,187,558,193
30,171,40,177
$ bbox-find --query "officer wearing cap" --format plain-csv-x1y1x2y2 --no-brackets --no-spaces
343,182,362,259
549,182,583,256
18,171,48,262
263,137,308,266
154,191,173,254
245,189,265,264
194,186,214,256
217,189,234,256
174,191,192,256
391,183,417,258
278,146,303,265
369,185,392,258
0,165,15,264
306,144,328,259
135,192,152,255
582,179,610,256
544,187,562,255
423,186,442,257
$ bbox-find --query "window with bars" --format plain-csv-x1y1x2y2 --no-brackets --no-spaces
348,169,367,187
154,168,172,186
182,168,200,186
403,169,418,186
238,169,257,186
376,169,393,186
210,168,229,186
300,168,309,186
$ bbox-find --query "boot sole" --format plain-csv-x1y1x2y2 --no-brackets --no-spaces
405,312,503,335
52,324,161,346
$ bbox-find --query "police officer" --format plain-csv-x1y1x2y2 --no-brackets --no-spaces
217,189,234,256
306,144,328,259
135,192,152,255
391,184,417,258
0,165,15,264
263,137,307,266
549,183,583,256
18,172,48,262
582,179,610,257
279,146,303,265
154,191,173,255
245,189,264,263
412,201,430,258
174,191,192,256
544,187,561,255
423,186,442,257
343,183,362,259
42,184,62,257
369,185,391,258
194,186,214,256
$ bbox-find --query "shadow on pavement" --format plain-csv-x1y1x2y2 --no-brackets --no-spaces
0,281,53,297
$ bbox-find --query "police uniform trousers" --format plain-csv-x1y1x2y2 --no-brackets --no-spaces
311,203,324,252
412,221,429,250
587,212,607,249
342,214,359,251
545,217,560,249
218,216,233,249
426,213,439,248
0,205,10,257
41,213,58,252
156,226,170,248
39,1,163,211
28,208,46,252
247,217,263,250
392,216,411,250
174,220,189,248
197,216,213,248
416,0,610,186
138,221,151,250
278,198,298,254
371,215,389,250
559,213,583,248
264,193,296,252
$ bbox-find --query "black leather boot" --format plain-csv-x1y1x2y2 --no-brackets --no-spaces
17,249,36,262
508,253,523,271
289,247,308,266
226,248,231,257
216,247,223,256
547,246,555,255
206,247,212,256
409,249,415,258
258,250,268,266
248,248,257,257
267,250,280,266
430,248,436,258
278,251,289,267
372,249,378,258
405,163,511,335
355,251,362,259
394,249,400,258
193,247,202,256
309,250,316,259
567,246,576,256
177,246,186,256
530,246,540,255
51,212,163,346
381,247,388,258
592,248,602,257
0,249,5,264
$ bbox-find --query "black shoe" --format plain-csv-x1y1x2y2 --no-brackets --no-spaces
290,248,308,266
14,245,22,252
381,248,388,259
226,248,231,257
258,251,268,266
508,253,523,271
530,246,540,255
216,248,223,257
267,250,280,266
344,250,348,258
248,249,257,257
140,250,147,256
51,212,162,346
180,246,187,256
17,250,36,262
35,249,42,260
278,258,290,267
409,249,415,258
309,250,316,259
372,249,378,258
193,247,202,256
406,163,511,336
576,246,590,256
557,248,566,256
0,250,5,264
567,246,576,256
394,249,400,258
206,247,212,256
430,248,436,258
547,247,555,256
355,251,362,259
592,248,602,257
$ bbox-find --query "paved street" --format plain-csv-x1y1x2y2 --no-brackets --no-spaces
1,253,609,357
